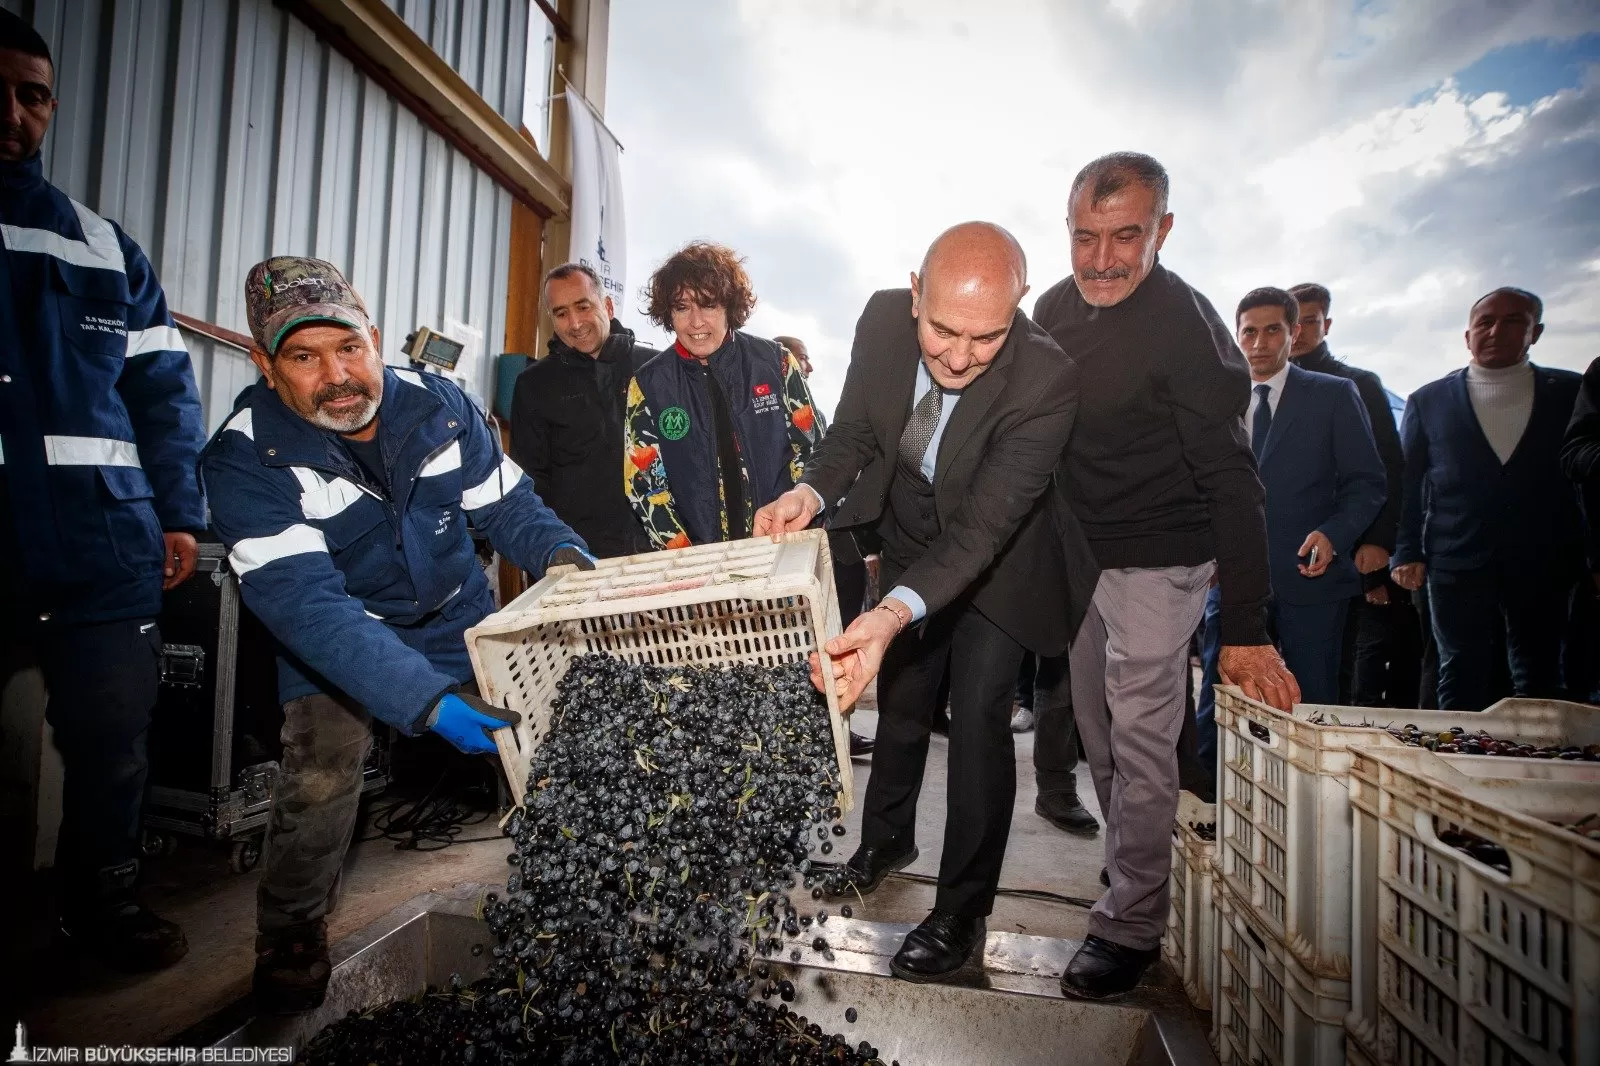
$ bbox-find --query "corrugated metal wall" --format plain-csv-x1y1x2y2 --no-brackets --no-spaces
7,0,532,430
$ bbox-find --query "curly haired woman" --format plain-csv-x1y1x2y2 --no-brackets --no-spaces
624,241,819,548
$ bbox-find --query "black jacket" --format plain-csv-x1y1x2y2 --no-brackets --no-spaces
1562,356,1600,568
1293,342,1404,561
1033,262,1272,647
802,289,1099,656
509,322,656,558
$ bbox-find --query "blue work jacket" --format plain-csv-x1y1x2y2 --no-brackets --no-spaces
201,367,584,731
0,155,206,624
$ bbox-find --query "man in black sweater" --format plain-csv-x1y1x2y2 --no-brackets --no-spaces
1033,152,1299,1000
1288,283,1415,706
509,263,657,558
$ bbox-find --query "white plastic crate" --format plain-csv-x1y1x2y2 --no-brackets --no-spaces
465,531,852,810
1165,790,1217,1012
1346,746,1600,1066
1215,687,1600,980
1211,883,1350,1066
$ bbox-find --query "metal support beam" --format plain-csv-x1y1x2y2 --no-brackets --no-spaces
292,0,571,220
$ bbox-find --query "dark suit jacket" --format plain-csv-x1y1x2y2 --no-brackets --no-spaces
1560,355,1600,568
1396,363,1584,574
801,289,1098,656
1257,364,1387,605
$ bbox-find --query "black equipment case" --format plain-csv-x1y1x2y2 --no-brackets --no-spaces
142,541,389,871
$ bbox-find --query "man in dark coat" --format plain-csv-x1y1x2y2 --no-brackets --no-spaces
1392,287,1584,710
509,263,657,558
1287,283,1415,707
756,222,1100,984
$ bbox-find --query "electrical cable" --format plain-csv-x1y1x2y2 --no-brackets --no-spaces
808,861,1100,911
360,766,503,851
885,870,1101,910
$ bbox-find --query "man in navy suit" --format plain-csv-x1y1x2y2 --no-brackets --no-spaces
1196,288,1385,727
1392,288,1584,710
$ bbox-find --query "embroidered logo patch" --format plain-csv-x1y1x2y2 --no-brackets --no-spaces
659,406,691,440
751,381,781,415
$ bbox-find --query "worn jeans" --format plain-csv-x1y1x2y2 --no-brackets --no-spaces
258,692,372,933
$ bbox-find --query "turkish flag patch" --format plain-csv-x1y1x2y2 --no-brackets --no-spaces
753,383,772,397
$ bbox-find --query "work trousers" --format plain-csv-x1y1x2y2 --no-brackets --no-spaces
1,615,161,896
258,692,372,933
1017,653,1081,793
1428,565,1572,711
1071,563,1213,951
861,598,1026,918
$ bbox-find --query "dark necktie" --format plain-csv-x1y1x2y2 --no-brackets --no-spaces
898,382,944,479
1251,383,1272,461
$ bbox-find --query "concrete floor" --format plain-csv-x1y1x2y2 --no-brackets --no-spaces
4,703,1135,1049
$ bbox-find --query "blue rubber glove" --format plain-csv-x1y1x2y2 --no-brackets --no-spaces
547,543,597,571
427,692,520,755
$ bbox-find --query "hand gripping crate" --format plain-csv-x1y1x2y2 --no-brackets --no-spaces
1215,687,1600,980
464,531,852,810
1165,791,1218,1012
1345,745,1600,1066
1211,882,1352,1066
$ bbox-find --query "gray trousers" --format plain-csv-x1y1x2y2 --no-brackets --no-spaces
1070,563,1214,950
258,692,372,933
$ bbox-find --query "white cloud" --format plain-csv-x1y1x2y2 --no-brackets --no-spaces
606,0,1600,411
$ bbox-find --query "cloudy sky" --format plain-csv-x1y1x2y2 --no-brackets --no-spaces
602,0,1600,418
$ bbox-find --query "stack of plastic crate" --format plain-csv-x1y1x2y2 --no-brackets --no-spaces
1165,790,1217,1012
1210,688,1600,1066
1346,745,1600,1066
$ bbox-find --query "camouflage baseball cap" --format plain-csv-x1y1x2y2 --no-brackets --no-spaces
245,256,371,355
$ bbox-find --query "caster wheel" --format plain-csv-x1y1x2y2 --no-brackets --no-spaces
140,830,169,858
229,838,262,873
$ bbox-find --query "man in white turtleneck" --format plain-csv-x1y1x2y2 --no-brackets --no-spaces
1391,288,1586,710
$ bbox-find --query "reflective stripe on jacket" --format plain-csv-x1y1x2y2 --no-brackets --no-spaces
0,155,206,624
200,367,584,730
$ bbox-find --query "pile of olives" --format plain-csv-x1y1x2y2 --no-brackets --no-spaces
300,656,891,1066
1385,723,1600,760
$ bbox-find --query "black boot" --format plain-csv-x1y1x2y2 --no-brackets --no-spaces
58,860,188,972
890,910,986,982
1059,934,1159,1001
831,841,918,897
253,920,332,1014
1035,782,1099,836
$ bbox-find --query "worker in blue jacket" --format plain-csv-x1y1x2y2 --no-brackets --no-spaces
201,256,591,1013
0,12,205,972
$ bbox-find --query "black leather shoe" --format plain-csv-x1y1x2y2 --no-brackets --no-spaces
1059,934,1159,1001
890,910,986,982
849,731,875,759
832,842,918,897
1100,867,1109,887
1036,789,1100,836
59,898,189,972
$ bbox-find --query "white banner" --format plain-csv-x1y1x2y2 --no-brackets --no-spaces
566,95,626,306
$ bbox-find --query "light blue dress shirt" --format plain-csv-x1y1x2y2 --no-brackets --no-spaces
887,361,963,622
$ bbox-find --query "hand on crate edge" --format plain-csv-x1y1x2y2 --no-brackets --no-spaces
427,691,521,755
1218,643,1300,712
546,543,597,572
